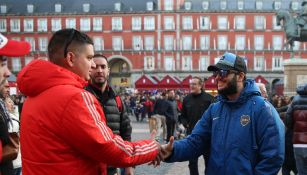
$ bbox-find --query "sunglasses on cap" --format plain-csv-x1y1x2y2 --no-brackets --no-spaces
213,69,238,79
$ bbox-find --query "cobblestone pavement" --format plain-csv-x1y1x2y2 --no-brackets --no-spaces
130,116,282,175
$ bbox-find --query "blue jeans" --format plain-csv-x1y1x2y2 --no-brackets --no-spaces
294,147,307,175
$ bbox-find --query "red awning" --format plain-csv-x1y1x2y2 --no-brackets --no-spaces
159,75,181,89
204,75,217,90
181,75,192,90
254,75,268,84
135,75,158,90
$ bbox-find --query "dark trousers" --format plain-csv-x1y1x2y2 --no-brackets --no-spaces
188,155,208,175
282,131,297,175
166,120,175,142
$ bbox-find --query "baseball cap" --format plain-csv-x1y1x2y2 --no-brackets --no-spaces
207,52,247,73
0,33,31,57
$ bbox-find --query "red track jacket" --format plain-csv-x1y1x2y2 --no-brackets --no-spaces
17,60,158,175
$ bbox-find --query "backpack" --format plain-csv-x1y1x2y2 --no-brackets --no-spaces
115,96,123,112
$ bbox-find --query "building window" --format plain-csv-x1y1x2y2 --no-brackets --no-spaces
200,35,210,50
24,19,34,32
132,17,142,31
0,5,7,14
144,16,155,30
293,41,300,50
182,16,193,30
164,56,174,71
93,37,103,51
66,18,76,29
37,18,47,32
133,36,142,51
291,1,299,10
164,35,174,51
164,16,175,30
27,4,34,13
144,56,155,70
112,36,122,51
254,56,264,71
235,35,245,50
144,35,154,50
112,17,122,31
255,1,263,10
12,57,21,72
273,1,281,10
147,2,154,11
273,35,283,50
182,36,192,50
114,2,122,11
254,16,265,30
51,18,61,31
217,35,227,50
217,16,228,30
10,19,20,32
220,0,227,10
199,16,210,30
182,56,192,71
272,56,283,70
164,0,174,11
272,16,282,30
25,57,34,65
38,37,48,51
83,3,90,12
25,37,35,51
237,0,244,10
202,1,209,10
80,18,90,31
93,17,102,31
184,2,192,10
0,19,7,32
199,56,210,71
55,3,62,13
234,16,245,30
254,35,264,50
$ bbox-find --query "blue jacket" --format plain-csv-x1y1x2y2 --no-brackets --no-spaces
166,80,285,175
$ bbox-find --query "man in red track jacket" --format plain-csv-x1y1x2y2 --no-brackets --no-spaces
17,29,160,175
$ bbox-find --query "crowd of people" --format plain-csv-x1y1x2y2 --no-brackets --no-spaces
0,29,306,175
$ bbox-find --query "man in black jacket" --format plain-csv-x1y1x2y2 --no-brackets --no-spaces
85,54,133,175
180,76,215,175
0,33,30,175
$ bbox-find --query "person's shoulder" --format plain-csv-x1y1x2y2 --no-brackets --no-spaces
202,91,214,98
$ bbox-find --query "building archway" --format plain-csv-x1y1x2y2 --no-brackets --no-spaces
107,55,132,91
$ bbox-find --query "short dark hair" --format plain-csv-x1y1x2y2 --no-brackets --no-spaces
93,54,108,66
192,76,203,86
48,29,93,63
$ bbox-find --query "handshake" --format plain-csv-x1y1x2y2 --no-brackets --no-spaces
149,130,175,167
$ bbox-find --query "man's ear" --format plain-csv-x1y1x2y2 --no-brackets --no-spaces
64,52,75,67
237,72,245,82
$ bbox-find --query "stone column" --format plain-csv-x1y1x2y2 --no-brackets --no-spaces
283,58,307,96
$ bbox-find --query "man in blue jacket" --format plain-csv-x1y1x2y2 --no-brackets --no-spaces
158,52,285,175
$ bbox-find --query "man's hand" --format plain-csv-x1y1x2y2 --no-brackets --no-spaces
148,136,175,167
160,136,174,160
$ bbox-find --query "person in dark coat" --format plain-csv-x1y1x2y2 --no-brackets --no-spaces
85,54,133,175
180,76,215,175
286,84,307,175
165,90,178,142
